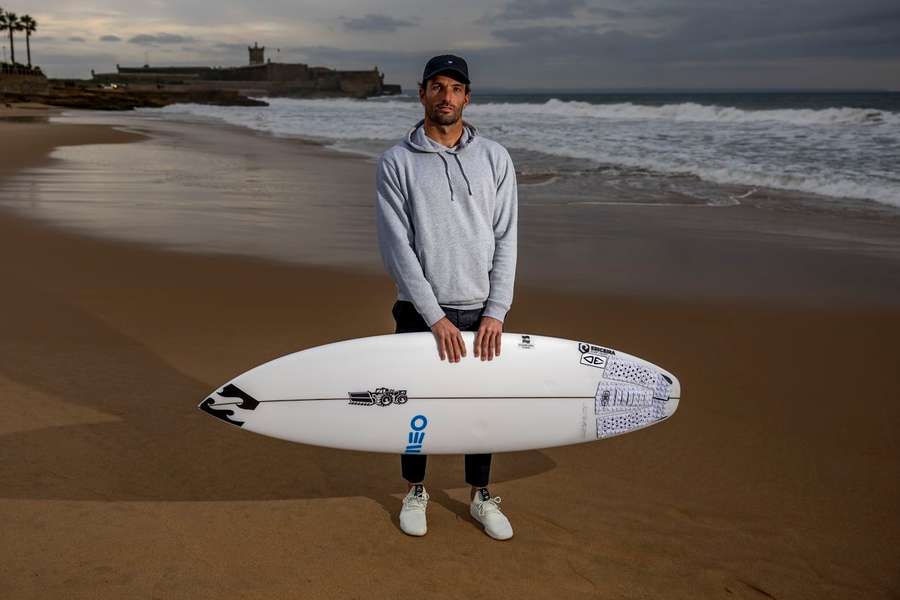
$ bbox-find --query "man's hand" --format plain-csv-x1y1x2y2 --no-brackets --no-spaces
430,317,466,363
474,316,503,361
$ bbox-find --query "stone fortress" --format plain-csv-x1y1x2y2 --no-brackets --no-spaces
91,42,402,99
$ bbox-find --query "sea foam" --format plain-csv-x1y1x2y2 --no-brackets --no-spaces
153,97,900,209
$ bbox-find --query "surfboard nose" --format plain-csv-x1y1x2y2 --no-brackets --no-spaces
664,372,681,418
197,383,260,427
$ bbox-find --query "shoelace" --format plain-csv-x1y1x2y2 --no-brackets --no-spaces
475,496,502,516
403,492,429,511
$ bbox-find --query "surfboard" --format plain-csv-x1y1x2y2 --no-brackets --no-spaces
198,332,680,454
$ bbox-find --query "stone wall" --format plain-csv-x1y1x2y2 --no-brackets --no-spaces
0,73,50,95
91,62,397,98
336,70,383,97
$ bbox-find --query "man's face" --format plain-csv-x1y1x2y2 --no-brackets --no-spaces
419,74,470,126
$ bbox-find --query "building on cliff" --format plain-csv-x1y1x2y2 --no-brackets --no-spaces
91,42,402,99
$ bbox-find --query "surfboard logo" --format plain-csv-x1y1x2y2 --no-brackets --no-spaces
580,353,608,368
198,384,261,427
348,387,409,407
199,397,246,427
578,342,616,356
405,414,428,453
578,341,616,368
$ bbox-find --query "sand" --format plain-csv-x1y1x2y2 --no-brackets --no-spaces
1,114,898,599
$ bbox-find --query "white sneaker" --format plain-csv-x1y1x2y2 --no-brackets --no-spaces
400,484,429,536
470,488,513,540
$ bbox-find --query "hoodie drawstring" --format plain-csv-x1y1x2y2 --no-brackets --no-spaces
437,154,454,202
436,153,473,202
453,154,473,197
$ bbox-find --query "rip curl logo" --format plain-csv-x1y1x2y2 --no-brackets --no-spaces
348,387,409,407
405,414,428,453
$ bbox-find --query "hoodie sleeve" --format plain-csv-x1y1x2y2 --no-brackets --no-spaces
483,149,518,322
376,154,446,327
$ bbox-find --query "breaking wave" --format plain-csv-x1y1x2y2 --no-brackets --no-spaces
470,99,900,127
153,96,900,209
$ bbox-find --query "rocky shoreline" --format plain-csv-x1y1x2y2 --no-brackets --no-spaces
1,73,268,110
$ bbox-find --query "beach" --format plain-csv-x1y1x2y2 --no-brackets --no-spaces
1,107,899,599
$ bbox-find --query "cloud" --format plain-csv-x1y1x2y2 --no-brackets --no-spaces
589,7,627,20
213,42,251,52
294,0,900,90
339,14,417,33
128,33,195,46
33,51,118,66
487,0,900,64
490,25,646,58
23,0,900,88
494,0,586,20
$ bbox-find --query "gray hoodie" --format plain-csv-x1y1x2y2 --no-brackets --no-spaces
376,119,518,327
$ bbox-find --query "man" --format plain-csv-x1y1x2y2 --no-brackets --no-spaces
375,55,518,540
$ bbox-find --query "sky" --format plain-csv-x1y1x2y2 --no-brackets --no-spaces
4,0,900,90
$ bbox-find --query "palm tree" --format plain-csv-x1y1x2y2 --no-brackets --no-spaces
0,10,22,64
20,14,35,67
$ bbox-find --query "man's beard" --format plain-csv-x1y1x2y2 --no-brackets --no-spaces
429,104,462,125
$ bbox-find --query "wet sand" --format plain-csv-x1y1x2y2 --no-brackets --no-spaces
1,113,899,599
3,110,898,307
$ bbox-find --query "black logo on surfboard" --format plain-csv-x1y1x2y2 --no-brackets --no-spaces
348,388,408,407
578,342,615,356
578,341,615,368
198,383,260,427
199,397,246,427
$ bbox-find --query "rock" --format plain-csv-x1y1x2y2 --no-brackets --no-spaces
1,84,268,111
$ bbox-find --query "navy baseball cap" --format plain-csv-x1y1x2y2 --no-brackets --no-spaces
422,54,470,85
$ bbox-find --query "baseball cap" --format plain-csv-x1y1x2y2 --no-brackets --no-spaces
422,55,470,85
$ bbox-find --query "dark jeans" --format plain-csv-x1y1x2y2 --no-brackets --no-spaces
393,300,492,488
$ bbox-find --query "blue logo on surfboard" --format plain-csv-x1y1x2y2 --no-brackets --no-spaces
405,414,428,453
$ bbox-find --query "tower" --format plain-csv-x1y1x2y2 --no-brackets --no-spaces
248,42,265,65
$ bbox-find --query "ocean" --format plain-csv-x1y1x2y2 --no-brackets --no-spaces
153,91,900,211
2,97,899,305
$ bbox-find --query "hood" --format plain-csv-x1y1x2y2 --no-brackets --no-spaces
403,119,477,201
404,119,478,154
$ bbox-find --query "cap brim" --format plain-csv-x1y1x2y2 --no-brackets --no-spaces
423,68,470,85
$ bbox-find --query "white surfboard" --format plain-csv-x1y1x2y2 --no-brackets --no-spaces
199,333,680,454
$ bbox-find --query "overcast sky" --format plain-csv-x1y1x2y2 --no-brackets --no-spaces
7,0,900,89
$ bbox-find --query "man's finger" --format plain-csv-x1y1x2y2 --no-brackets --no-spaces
482,330,492,361
445,334,456,363
473,328,482,357
436,333,446,360
494,329,502,357
446,335,457,363
452,332,464,362
458,331,467,358
487,330,495,360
